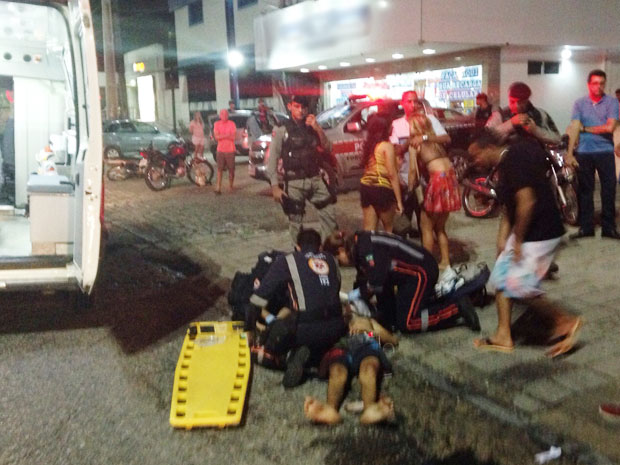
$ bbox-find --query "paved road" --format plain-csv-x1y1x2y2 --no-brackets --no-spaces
1,162,618,465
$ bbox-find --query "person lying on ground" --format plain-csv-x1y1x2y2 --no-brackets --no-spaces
304,306,398,425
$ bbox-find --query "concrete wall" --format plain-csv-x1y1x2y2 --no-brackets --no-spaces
175,0,228,64
255,0,620,71
421,0,620,49
234,2,262,48
124,44,178,128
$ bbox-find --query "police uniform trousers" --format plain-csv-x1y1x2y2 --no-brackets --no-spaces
286,175,337,242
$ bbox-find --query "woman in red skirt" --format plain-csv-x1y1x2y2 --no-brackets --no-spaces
408,110,461,270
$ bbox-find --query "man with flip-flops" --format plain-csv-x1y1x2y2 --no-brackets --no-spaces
467,129,582,357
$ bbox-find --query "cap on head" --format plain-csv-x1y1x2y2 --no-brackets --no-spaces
290,95,309,107
508,82,531,101
476,92,488,101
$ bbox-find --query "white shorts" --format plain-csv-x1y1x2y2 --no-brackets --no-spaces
489,233,561,299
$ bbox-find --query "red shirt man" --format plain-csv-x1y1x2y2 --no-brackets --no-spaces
213,109,237,193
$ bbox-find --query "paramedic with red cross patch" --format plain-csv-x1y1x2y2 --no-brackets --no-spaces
249,229,346,374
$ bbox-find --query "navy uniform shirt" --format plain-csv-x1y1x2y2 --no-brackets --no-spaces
250,247,341,323
352,231,438,299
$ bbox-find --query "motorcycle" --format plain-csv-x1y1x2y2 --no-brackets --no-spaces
105,157,147,181
461,135,578,225
142,141,214,191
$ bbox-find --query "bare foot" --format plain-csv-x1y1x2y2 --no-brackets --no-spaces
360,397,395,425
546,317,583,358
304,396,341,425
473,337,514,353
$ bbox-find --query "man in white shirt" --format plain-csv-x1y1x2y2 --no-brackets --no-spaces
389,90,450,235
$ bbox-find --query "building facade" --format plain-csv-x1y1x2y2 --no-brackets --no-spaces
170,0,620,131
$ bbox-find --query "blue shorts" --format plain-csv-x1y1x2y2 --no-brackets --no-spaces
319,333,392,379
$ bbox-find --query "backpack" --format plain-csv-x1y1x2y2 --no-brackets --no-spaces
228,250,286,321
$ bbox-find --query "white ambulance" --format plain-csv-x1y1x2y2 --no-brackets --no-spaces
0,0,103,303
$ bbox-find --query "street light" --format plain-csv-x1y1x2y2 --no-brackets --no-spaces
228,49,244,68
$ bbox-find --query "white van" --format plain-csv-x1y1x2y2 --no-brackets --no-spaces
0,0,102,301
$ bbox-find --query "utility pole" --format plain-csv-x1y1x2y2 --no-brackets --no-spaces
102,0,119,119
224,0,239,109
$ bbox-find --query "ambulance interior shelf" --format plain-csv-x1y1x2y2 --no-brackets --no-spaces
27,173,75,255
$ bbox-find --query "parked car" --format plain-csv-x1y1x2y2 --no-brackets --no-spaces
207,109,288,157
248,95,475,189
103,120,181,159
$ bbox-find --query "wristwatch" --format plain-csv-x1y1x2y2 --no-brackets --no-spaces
422,134,429,142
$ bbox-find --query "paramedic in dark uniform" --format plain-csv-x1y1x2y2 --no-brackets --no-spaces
268,95,337,243
250,228,346,388
325,230,473,333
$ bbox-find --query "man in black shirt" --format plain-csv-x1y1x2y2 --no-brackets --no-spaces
467,130,582,357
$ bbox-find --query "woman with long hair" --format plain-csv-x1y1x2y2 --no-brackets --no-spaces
359,113,403,232
409,108,461,271
189,111,205,160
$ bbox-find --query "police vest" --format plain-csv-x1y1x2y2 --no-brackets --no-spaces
285,249,341,322
281,119,321,178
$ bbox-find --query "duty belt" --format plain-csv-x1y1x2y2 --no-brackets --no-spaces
285,169,319,180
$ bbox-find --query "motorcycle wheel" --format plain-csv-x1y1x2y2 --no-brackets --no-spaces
187,158,214,186
462,177,498,218
145,162,170,191
106,166,129,181
560,183,579,226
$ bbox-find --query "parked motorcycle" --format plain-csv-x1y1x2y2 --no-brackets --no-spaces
461,136,578,225
142,141,214,191
105,157,147,181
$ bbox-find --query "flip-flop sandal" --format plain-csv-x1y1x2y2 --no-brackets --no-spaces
474,338,514,353
546,317,583,358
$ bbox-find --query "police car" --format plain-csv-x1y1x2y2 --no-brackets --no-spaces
248,95,475,190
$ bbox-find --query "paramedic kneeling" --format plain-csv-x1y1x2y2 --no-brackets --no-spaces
249,228,346,388
324,230,472,333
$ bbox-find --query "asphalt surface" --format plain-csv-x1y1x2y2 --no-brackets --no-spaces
0,158,619,465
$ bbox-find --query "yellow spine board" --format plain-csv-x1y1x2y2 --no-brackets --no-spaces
169,321,251,429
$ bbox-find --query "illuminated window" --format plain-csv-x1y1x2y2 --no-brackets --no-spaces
188,1,203,26
238,0,257,7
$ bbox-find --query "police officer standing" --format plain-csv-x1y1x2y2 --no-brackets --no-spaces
268,95,337,243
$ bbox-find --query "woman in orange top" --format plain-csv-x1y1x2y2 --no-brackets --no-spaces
213,109,237,194
359,114,403,232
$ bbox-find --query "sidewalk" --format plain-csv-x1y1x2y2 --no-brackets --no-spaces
105,171,620,464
